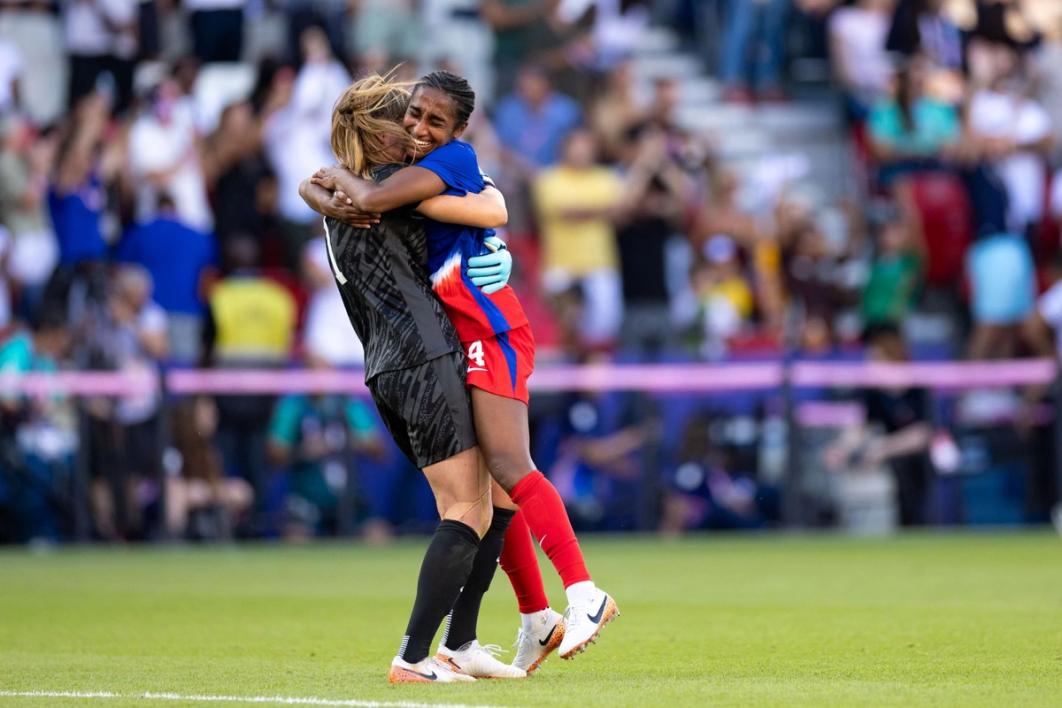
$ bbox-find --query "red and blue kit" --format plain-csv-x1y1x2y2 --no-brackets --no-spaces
417,140,534,404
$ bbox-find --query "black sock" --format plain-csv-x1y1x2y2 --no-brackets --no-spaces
399,519,480,663
442,507,516,651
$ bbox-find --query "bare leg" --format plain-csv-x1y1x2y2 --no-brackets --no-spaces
164,478,189,538
91,478,118,541
395,446,491,666
469,388,535,492
422,447,492,536
470,388,592,588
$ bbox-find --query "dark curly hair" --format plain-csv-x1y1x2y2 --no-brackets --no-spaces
415,70,475,127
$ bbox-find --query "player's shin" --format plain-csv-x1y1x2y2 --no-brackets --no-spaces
397,519,479,664
442,506,515,651
500,509,550,614
509,470,592,591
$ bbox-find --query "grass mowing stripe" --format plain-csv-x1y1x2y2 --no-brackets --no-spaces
0,690,505,708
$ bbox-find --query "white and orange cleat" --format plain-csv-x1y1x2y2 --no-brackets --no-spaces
558,588,619,659
512,608,565,675
436,640,526,679
388,655,476,684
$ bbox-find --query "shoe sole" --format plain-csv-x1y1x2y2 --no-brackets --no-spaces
389,664,476,684
433,654,525,680
388,667,436,684
559,597,619,660
524,621,565,676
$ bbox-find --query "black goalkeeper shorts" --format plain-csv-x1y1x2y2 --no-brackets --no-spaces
367,351,477,469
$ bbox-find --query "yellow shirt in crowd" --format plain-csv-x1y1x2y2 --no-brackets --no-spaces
210,277,296,361
533,166,623,276
706,277,754,320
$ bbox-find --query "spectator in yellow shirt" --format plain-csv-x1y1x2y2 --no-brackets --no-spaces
693,235,754,359
205,234,297,531
532,128,624,348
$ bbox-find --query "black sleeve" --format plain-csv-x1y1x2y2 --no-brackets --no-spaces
200,303,217,368
885,0,921,55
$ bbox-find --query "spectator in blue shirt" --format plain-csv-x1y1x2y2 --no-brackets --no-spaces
492,64,581,169
48,93,115,268
115,194,218,365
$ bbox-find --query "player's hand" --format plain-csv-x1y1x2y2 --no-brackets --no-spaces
467,236,512,294
311,166,344,191
320,189,379,228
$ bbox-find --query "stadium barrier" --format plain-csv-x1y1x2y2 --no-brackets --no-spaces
3,358,1059,537
3,358,1057,396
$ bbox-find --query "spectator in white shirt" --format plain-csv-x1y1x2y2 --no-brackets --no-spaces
967,46,1054,235
128,78,213,233
264,25,349,268
0,2,65,124
0,113,58,321
301,236,364,368
0,38,22,115
1030,13,1062,164
829,0,896,119
82,264,170,541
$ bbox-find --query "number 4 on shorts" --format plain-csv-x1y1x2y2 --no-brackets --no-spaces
467,340,486,368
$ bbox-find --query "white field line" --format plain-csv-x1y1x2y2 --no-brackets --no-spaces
0,690,505,708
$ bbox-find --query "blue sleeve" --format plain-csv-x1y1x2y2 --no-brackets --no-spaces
114,228,139,263
492,99,518,143
415,141,484,197
201,231,219,268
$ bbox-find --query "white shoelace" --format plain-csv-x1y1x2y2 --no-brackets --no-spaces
478,643,506,658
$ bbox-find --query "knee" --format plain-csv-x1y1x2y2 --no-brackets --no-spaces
483,450,531,492
439,494,493,538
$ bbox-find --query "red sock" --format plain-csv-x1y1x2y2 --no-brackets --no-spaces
499,510,550,614
509,471,591,588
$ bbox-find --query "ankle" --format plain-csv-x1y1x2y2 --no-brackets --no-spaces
564,580,597,607
520,608,554,631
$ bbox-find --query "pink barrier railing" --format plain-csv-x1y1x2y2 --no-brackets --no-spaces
167,368,371,395
789,359,1059,389
1,359,1057,396
0,371,157,397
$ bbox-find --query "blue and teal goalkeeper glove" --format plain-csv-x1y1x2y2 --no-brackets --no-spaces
467,236,512,295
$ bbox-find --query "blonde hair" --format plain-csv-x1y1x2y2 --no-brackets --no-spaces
331,72,415,178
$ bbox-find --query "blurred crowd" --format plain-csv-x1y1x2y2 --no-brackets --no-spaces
2,0,1062,544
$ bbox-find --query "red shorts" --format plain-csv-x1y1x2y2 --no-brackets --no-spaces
462,324,535,404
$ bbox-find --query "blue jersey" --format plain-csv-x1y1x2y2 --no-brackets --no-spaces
416,140,494,273
415,140,527,339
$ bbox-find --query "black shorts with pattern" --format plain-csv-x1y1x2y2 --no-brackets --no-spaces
367,352,477,469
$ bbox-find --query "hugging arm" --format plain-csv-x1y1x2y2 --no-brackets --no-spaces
313,165,446,213
298,178,380,228
418,185,508,228
301,169,514,293
313,162,507,228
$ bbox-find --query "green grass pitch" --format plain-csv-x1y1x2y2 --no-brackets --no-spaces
2,533,1061,707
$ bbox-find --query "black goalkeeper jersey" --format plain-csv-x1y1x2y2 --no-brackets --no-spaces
323,164,461,382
